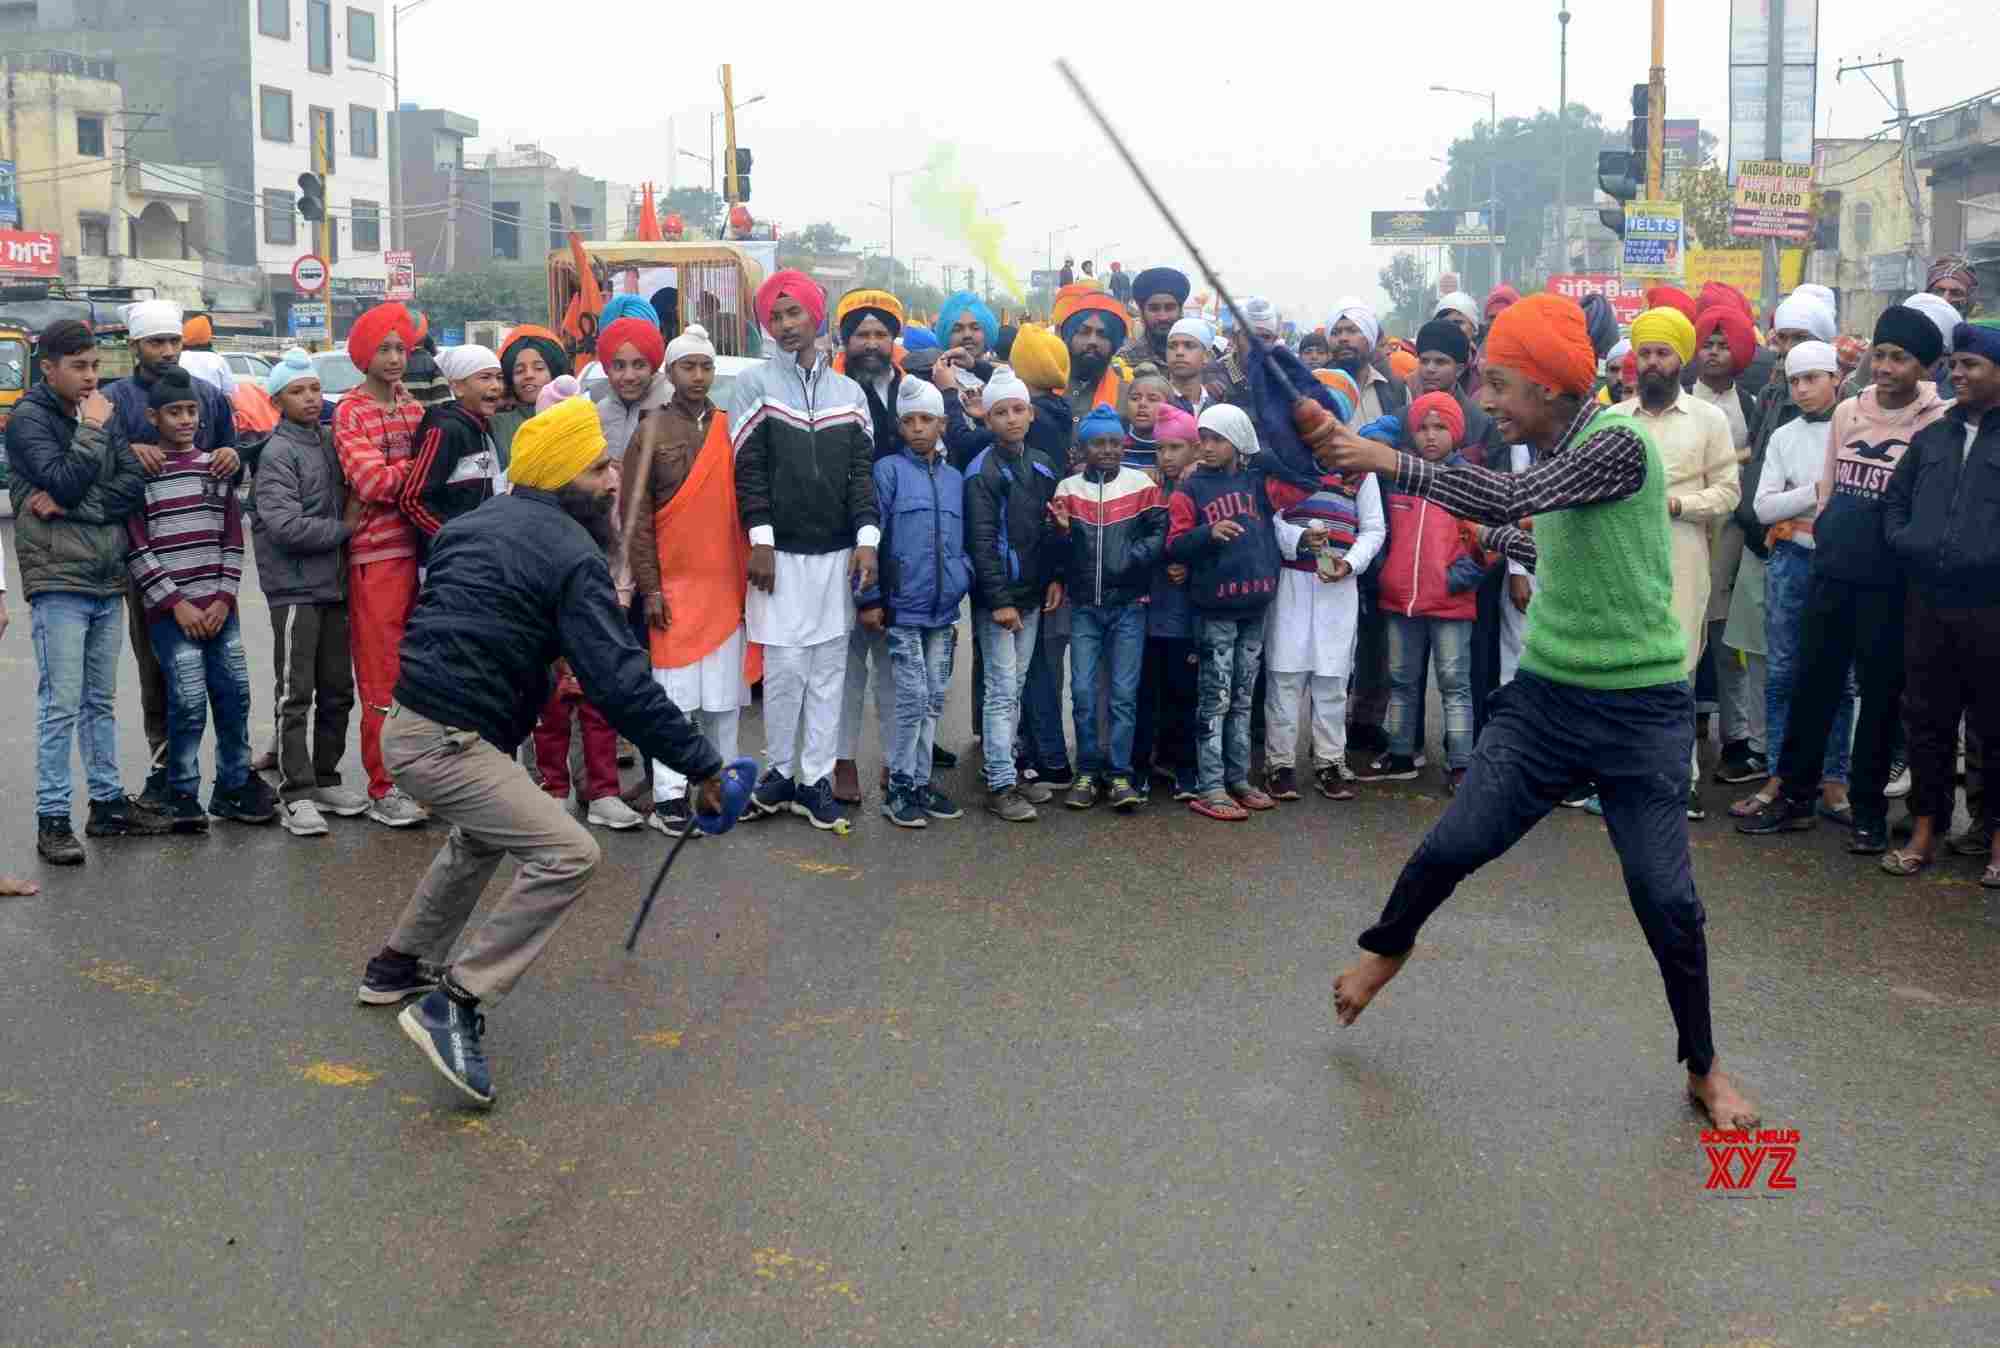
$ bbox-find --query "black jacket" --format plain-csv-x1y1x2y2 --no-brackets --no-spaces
1884,404,2000,605
4,382,149,599
940,388,1074,473
963,440,1065,612
731,350,878,554
401,401,496,550
393,488,723,781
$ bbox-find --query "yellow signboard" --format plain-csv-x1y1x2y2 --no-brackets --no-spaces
1684,248,1807,309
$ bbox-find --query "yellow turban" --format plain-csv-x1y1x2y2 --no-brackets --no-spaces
1007,323,1070,392
509,395,605,491
1629,306,1696,365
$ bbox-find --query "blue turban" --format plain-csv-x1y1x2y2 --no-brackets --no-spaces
935,292,997,352
599,294,659,329
1074,401,1124,445
1955,319,2000,365
902,323,940,352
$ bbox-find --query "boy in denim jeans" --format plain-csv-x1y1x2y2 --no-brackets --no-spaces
1167,405,1281,820
126,368,276,831
857,378,972,828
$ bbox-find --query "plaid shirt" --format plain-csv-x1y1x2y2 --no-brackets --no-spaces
333,387,424,566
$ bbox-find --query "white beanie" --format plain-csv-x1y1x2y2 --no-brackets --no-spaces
665,322,715,368
1169,316,1214,347
1198,403,1260,457
1902,293,1960,354
1436,291,1480,326
1772,292,1836,342
125,299,183,341
983,369,1031,410
896,374,944,419
1331,298,1381,349
1784,340,1840,378
1241,296,1280,338
437,344,501,383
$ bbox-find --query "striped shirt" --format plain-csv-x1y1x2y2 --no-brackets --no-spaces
333,386,425,566
126,449,244,621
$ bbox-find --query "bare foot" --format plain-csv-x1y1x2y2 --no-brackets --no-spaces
1333,951,1409,1026
1688,1067,1761,1129
0,874,39,896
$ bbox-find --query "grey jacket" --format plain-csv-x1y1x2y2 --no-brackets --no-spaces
4,383,148,599
252,416,351,605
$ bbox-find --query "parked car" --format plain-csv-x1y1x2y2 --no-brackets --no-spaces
310,350,364,424
222,351,274,381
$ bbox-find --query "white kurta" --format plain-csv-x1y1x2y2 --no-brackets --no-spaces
655,623,751,713
1499,443,1539,683
745,548,856,648
1263,477,1385,678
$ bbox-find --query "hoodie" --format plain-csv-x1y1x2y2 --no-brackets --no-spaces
1165,462,1280,612
1811,382,1949,585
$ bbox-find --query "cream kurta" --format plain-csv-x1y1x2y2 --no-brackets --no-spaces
1614,390,1740,672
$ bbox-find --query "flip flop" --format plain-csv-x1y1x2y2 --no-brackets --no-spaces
1879,849,1931,877
1729,792,1777,819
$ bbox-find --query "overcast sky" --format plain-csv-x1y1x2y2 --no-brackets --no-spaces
402,0,1980,322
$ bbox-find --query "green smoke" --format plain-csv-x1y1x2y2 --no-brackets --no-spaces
909,144,1024,301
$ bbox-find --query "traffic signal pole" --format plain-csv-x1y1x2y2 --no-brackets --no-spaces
722,64,740,204
1647,0,1665,199
1760,0,1785,310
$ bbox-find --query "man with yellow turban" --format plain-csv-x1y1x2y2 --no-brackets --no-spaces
357,393,724,1109
1309,291,1762,1137
1614,305,1740,819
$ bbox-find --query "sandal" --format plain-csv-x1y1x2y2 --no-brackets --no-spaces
1982,865,2000,891
1729,791,1778,819
1879,849,1932,877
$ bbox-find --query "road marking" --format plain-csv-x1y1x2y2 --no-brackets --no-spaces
298,1062,378,1087
633,1029,684,1048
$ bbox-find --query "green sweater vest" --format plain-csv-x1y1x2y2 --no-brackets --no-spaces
1518,413,1688,691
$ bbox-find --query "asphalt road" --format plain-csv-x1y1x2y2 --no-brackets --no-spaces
2,522,1996,1346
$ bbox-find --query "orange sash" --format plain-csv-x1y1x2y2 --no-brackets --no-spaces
647,411,762,684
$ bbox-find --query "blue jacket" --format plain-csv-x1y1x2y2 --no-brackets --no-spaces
857,445,971,628
107,362,236,453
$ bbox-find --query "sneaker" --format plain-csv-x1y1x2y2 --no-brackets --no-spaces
357,950,444,1005
280,798,329,837
832,759,863,805
931,742,958,770
1316,764,1357,801
1230,783,1277,811
1190,791,1249,821
1712,742,1769,785
881,787,928,829
85,794,174,837
1065,777,1099,809
309,784,370,817
750,769,795,817
1686,786,1707,822
648,796,695,838
1108,776,1142,811
36,815,84,866
1412,753,1429,770
921,785,964,820
368,788,429,828
1735,794,1816,835
1558,785,1596,809
1036,761,1077,790
136,767,171,811
1848,817,1889,855
1581,794,1604,816
1354,754,1419,782
1172,768,1201,802
986,785,1039,822
210,776,280,825
1883,756,1911,799
791,777,851,830
158,790,210,833
1018,761,1041,785
1266,766,1301,801
1017,778,1054,805
398,986,494,1106
586,795,645,830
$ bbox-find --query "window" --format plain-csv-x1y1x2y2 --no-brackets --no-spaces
1852,201,1873,252
347,7,376,61
265,189,297,245
75,115,105,158
258,0,288,38
571,206,592,237
432,131,460,170
307,0,331,72
80,215,109,256
492,201,521,260
260,86,293,142
309,106,335,171
547,201,564,234
352,199,380,251
349,104,378,158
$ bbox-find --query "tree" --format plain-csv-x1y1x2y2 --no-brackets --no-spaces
791,221,851,255
1674,157,1734,249
662,186,724,238
1427,103,1621,293
1379,252,1432,332
411,266,551,328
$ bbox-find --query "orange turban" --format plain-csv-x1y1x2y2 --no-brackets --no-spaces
1644,285,1696,322
181,314,213,346
1695,307,1755,376
347,301,418,372
597,316,665,371
1483,293,1598,399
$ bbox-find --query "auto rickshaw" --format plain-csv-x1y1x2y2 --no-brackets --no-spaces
544,239,767,359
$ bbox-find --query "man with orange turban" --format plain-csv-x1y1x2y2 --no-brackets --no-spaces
1309,290,1761,1135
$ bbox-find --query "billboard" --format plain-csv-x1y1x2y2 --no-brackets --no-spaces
1684,247,1807,307
288,301,329,337
384,251,416,301
1370,209,1505,247
1663,119,1703,183
1727,0,1819,177
0,228,62,277
1621,202,1685,280
1730,159,1815,240
1547,273,1647,326
0,161,18,228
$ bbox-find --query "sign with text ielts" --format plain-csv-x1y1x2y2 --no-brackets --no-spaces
1731,159,1815,240
1620,202,1685,281
0,228,61,277
384,250,416,301
1547,273,1647,327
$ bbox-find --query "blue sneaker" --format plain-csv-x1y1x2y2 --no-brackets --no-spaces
921,785,963,820
356,950,444,1005
750,769,795,818
880,786,927,829
1172,767,1200,802
791,776,851,831
398,987,494,1107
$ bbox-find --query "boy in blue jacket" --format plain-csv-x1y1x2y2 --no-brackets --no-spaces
858,379,973,828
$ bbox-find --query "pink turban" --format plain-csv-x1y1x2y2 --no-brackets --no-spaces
754,269,828,336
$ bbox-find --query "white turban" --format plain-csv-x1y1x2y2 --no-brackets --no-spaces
1784,340,1839,377
896,374,944,419
1169,316,1215,347
1331,298,1381,349
1772,293,1836,343
983,369,1031,410
665,322,715,367
1436,291,1479,326
1795,283,1837,318
1198,403,1260,457
1241,296,1280,338
125,299,184,341
438,344,501,383
1902,293,1960,354
1606,337,1632,364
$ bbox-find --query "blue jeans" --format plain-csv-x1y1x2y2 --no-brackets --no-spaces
1069,603,1146,779
977,609,1040,790
31,592,126,816
1763,542,1853,786
1197,614,1264,793
886,624,956,791
1385,614,1475,770
148,611,253,798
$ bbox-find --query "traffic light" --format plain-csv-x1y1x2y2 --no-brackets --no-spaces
296,172,326,223
733,147,753,202
1596,83,1648,237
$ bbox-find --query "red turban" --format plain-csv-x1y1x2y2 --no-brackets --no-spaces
1483,293,1598,399
348,301,417,373
596,316,665,371
754,269,827,336
1696,281,1752,320
1694,307,1755,376
1409,390,1465,447
1644,285,1696,322
1484,284,1521,319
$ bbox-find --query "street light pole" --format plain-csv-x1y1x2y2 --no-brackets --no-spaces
388,0,437,254
1558,6,1571,276
1430,84,1502,290
885,165,924,302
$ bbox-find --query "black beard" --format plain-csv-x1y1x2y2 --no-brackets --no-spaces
1638,371,1678,406
556,483,614,548
1072,350,1110,384
1333,353,1366,376
847,349,888,378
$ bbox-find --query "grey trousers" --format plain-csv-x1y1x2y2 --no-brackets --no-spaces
382,706,601,1002
1712,619,1766,755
